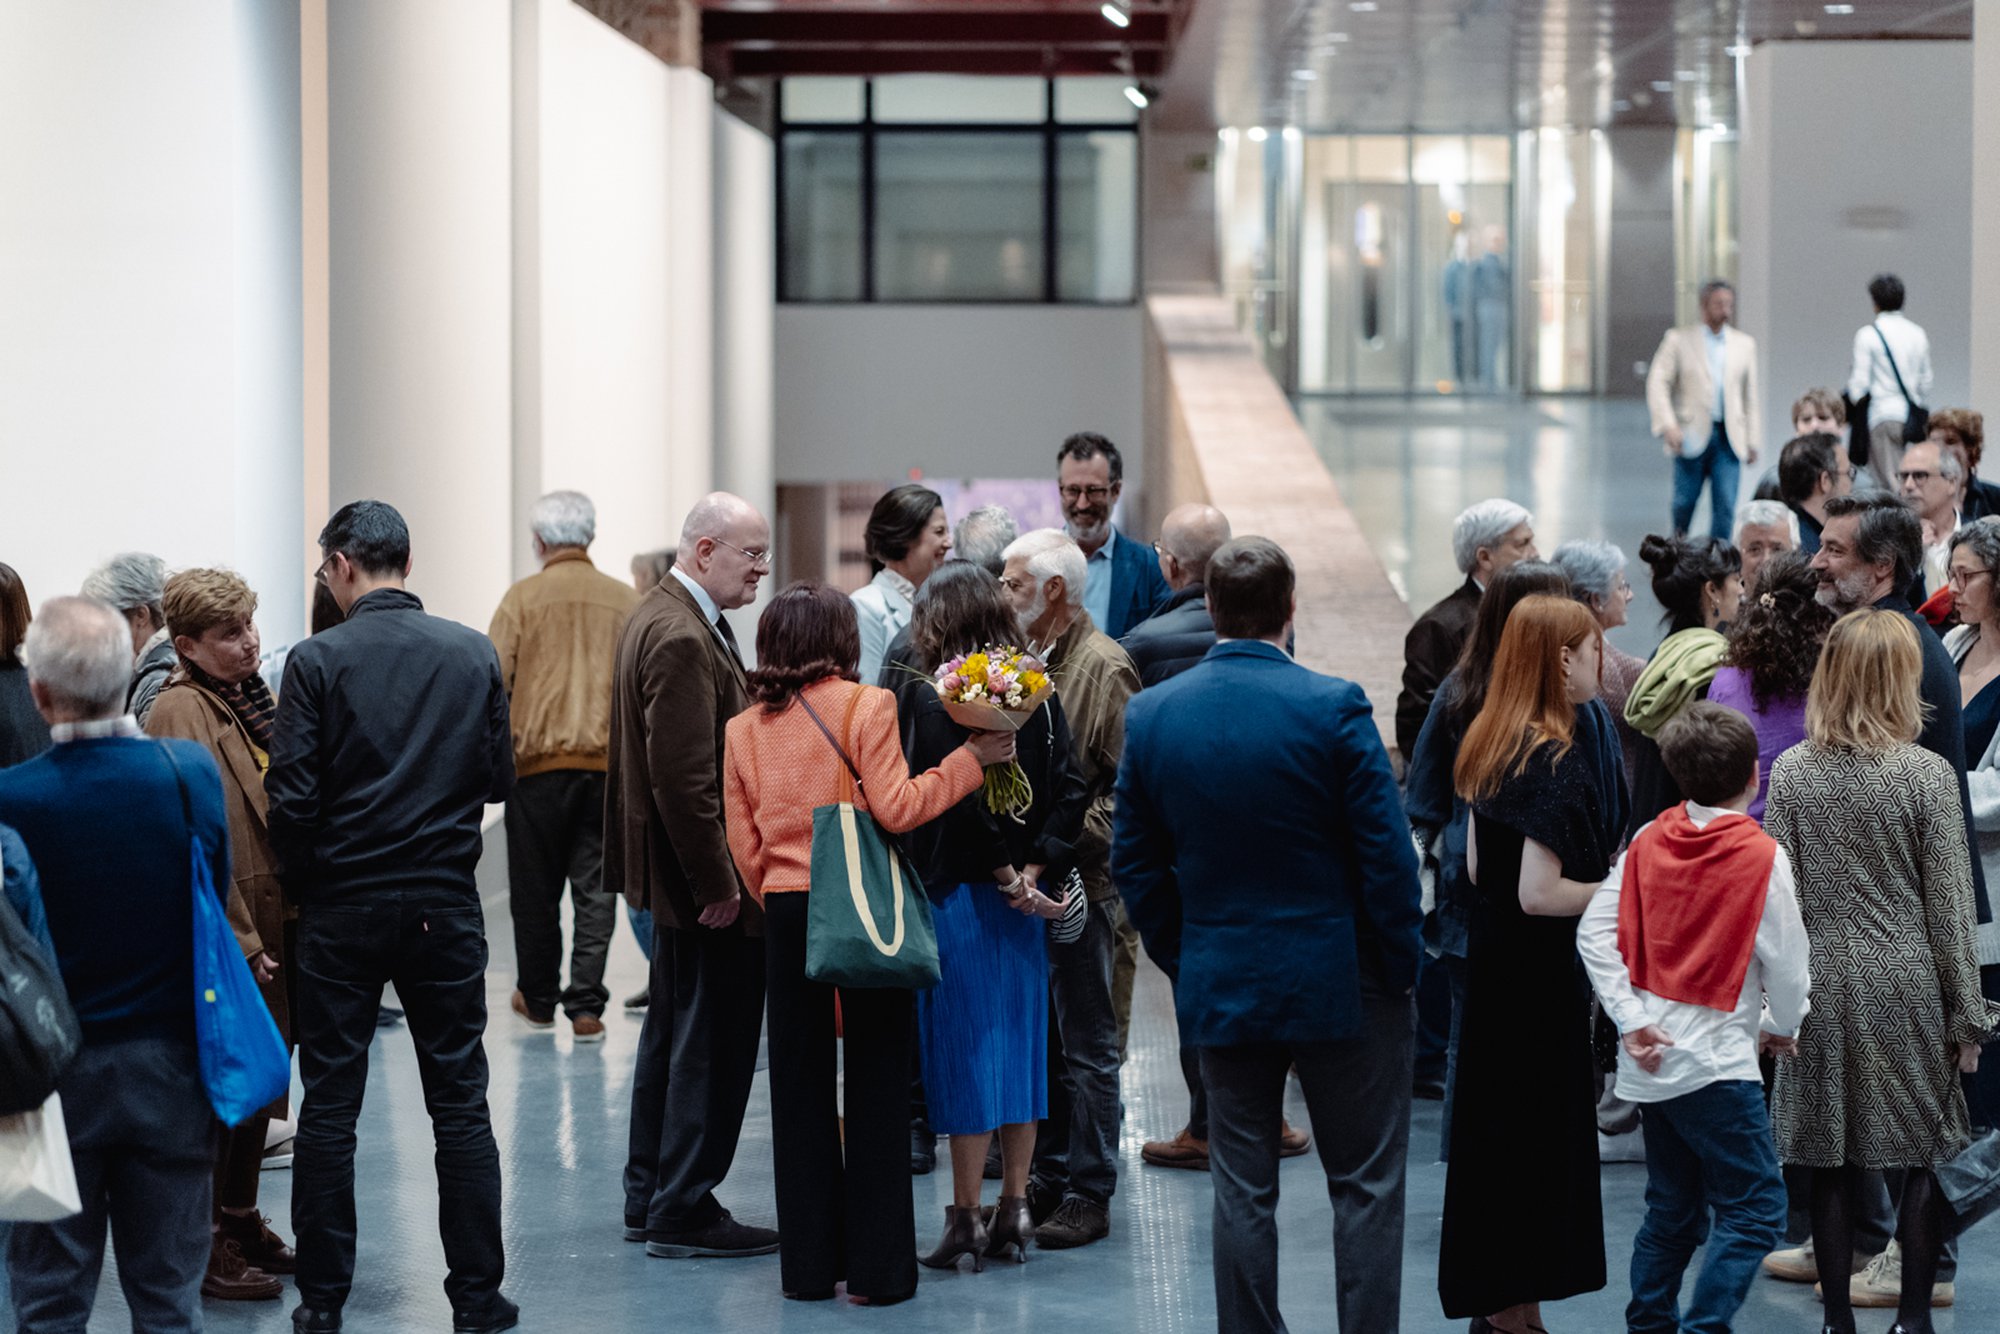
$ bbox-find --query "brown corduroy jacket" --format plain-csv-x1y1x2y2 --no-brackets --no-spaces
604,574,760,934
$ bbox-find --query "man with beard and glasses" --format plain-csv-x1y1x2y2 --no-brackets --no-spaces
997,528,1141,1250
1804,491,1992,1311
1057,434,1169,641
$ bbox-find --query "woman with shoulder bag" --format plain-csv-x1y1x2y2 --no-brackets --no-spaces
722,581,1009,1306
889,562,1087,1273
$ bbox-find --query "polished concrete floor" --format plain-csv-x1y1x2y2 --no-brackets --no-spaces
15,395,1999,1332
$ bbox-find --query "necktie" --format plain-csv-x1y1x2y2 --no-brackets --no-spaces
715,614,744,668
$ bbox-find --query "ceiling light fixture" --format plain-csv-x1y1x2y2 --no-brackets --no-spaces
1651,80,1674,92
1350,1,1378,11
1326,32,1351,42
1100,0,1131,27
1824,3,1854,13
1123,84,1149,108
1247,126,1269,142
1710,121,1728,132
1292,68,1318,81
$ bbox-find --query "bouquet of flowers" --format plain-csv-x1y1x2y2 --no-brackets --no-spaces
933,647,1054,818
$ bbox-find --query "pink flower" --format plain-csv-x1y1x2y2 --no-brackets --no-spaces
942,673,964,693
986,670,1006,693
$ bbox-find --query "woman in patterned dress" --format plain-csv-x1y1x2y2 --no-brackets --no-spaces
1765,609,1991,1334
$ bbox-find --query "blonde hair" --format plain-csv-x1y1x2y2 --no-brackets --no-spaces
162,568,258,644
1805,609,1925,752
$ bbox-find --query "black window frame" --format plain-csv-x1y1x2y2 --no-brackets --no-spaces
776,78,1141,307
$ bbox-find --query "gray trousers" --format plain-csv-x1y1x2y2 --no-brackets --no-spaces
1202,986,1415,1333
505,769,616,1018
1865,419,1907,495
1032,896,1124,1207
7,1038,216,1334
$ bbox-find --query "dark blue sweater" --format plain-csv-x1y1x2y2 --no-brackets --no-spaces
0,736,230,1044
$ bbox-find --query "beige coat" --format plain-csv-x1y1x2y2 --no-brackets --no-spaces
145,675,293,1048
488,549,641,777
1646,323,1762,461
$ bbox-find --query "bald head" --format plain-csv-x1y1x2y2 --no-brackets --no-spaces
676,492,771,611
1156,503,1232,591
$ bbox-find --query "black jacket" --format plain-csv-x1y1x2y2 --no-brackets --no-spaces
1120,584,1217,687
891,674,1087,899
1396,576,1482,761
268,589,513,900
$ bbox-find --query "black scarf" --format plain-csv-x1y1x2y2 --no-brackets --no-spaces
183,658,277,754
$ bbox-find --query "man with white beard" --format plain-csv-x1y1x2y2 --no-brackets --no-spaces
996,528,1140,1250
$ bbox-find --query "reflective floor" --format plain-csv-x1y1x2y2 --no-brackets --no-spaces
13,395,1998,1332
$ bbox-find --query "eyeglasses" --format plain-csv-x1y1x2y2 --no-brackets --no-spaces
313,553,339,587
1151,539,1182,562
1060,484,1114,503
1948,568,1991,589
713,539,772,570
997,575,1030,594
1898,470,1937,485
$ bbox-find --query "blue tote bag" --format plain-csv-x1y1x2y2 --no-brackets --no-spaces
160,743,290,1126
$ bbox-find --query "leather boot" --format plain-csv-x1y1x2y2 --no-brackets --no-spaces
202,1236,283,1301
918,1205,988,1273
984,1195,1033,1264
218,1207,297,1275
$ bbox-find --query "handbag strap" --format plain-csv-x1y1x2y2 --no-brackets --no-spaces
156,740,196,840
796,686,868,808
1873,324,1919,408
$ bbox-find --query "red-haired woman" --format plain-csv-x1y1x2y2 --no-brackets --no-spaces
1439,595,1626,1333
723,581,1013,1307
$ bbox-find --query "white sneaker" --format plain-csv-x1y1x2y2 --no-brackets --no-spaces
1762,1240,1818,1282
1847,1240,1954,1309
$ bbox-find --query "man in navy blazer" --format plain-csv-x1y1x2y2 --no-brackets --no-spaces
1113,537,1423,1334
1058,432,1170,640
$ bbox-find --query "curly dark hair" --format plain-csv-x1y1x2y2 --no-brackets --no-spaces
1721,549,1833,709
745,581,860,710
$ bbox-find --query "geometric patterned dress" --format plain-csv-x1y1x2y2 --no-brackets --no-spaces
1764,740,1991,1168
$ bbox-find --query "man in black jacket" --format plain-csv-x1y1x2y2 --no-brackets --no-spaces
1120,503,1231,687
269,500,518,1334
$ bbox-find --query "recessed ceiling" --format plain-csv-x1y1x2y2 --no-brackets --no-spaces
1154,0,1972,134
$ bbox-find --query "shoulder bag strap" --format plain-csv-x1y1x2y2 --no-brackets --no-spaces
156,739,196,837
1874,324,1917,407
796,688,867,807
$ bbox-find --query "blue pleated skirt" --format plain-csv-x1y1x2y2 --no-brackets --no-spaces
916,882,1048,1135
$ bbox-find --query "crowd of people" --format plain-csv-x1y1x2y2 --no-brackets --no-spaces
1,272,1997,1334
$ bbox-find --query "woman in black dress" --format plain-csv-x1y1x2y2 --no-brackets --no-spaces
1440,595,1626,1333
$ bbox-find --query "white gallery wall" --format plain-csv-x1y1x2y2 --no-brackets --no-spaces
1738,41,1973,456
1972,0,2000,411
0,0,305,648
773,306,1146,487
714,112,779,641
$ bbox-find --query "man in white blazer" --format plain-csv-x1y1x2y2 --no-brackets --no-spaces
1646,280,1762,540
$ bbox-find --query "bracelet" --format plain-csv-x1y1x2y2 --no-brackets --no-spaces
998,876,1025,898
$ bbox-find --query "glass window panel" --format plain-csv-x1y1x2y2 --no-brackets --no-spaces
874,133,1044,300
1411,136,1468,185
1055,77,1138,123
1057,132,1137,302
1468,135,1511,184
781,77,865,123
781,133,863,301
872,75,1045,123
1352,136,1408,182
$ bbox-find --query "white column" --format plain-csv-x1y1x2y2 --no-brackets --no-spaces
0,0,304,646
714,110,777,646
326,0,513,631
666,68,717,517
1973,2,2000,412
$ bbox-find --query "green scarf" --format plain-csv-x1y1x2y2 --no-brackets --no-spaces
1623,627,1728,739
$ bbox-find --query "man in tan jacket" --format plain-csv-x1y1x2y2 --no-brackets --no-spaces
489,490,639,1043
1646,279,1761,540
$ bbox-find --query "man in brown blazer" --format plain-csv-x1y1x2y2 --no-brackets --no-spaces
608,491,777,1259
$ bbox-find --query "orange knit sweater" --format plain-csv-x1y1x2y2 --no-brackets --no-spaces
723,678,983,901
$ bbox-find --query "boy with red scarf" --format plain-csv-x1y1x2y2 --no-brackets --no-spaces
1579,701,1812,1334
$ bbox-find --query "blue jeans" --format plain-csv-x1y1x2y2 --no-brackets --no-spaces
1628,1080,1786,1334
627,903,655,963
1671,421,1741,540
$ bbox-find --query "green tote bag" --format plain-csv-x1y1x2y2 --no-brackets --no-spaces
796,689,942,990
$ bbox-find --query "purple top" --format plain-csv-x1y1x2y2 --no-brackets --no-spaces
1706,664,1807,824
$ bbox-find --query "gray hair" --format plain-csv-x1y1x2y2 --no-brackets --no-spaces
79,552,167,616
1950,516,2000,578
23,597,133,718
1451,499,1533,575
1933,447,1967,486
953,505,1019,577
531,490,596,549
1733,498,1801,545
1549,539,1627,602
1004,528,1087,609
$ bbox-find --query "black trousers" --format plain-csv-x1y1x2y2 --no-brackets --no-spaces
623,919,766,1235
7,1038,216,1334
292,891,504,1317
505,770,615,1018
763,893,917,1299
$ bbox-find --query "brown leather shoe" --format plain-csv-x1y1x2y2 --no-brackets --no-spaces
202,1236,284,1301
511,989,555,1029
1278,1120,1311,1157
572,1014,606,1043
1141,1127,1211,1170
218,1207,296,1274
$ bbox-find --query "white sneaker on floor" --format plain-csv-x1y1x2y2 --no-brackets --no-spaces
1847,1239,1954,1309
261,1137,294,1171
264,1117,297,1150
1762,1239,1818,1282
1597,1130,1646,1163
